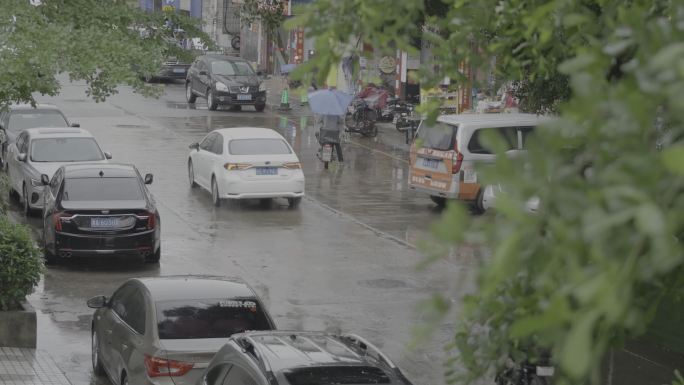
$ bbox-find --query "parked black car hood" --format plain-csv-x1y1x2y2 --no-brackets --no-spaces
61,200,148,211
214,74,260,87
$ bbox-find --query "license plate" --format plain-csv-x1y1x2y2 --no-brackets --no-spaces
536,367,555,377
91,217,119,228
256,167,277,175
321,145,333,162
172,68,185,73
422,158,439,169
237,94,252,101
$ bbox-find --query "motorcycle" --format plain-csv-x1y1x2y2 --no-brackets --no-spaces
392,102,420,144
315,131,338,170
495,354,554,385
345,99,378,137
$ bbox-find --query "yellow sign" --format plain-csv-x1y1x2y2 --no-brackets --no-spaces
378,56,396,74
162,5,175,11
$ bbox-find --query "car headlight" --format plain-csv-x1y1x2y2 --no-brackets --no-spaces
215,82,229,92
258,83,266,92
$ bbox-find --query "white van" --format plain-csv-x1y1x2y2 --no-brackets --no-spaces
408,113,550,211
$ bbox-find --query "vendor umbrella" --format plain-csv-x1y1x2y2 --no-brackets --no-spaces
307,89,354,116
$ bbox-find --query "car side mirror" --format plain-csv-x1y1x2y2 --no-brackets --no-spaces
70,123,80,128
87,295,108,309
104,151,112,160
189,142,200,151
40,174,50,186
144,173,153,185
17,153,26,162
199,70,208,76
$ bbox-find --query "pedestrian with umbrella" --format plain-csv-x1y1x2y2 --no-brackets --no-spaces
308,88,353,164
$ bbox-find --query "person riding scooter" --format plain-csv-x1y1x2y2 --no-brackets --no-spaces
315,114,345,162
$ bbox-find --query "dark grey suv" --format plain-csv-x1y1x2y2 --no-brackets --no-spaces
185,54,266,112
197,331,414,385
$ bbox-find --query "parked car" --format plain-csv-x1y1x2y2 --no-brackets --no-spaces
145,56,192,82
7,127,110,215
408,113,550,212
0,103,78,167
187,127,305,208
198,330,414,385
87,276,276,385
41,163,160,264
185,54,266,111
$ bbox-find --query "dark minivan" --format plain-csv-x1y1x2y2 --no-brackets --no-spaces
185,54,266,112
41,163,161,264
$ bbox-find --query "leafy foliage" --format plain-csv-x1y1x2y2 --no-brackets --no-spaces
297,0,684,384
0,0,212,108
240,0,286,37
0,215,42,311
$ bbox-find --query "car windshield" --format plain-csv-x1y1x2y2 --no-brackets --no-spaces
62,177,143,201
8,110,68,132
30,137,104,162
229,139,291,155
211,60,255,76
416,122,457,151
283,366,391,385
155,298,271,339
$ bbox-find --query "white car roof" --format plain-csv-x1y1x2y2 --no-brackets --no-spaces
437,113,551,127
9,103,61,111
214,127,285,140
24,127,93,138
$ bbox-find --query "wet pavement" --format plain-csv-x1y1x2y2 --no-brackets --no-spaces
7,78,470,385
8,77,681,385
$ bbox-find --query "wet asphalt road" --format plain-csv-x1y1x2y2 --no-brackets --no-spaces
7,79,474,385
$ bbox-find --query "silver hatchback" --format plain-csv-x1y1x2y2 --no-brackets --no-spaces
87,276,276,385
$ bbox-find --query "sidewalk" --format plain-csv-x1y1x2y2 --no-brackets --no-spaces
0,347,71,385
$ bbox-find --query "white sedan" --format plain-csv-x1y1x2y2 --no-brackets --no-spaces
187,127,305,208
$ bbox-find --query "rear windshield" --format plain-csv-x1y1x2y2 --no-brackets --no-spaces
229,139,292,155
283,366,391,385
62,177,143,201
155,298,272,339
30,137,104,162
8,110,68,132
416,122,457,151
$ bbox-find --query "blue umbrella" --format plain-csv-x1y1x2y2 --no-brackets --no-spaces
308,89,354,116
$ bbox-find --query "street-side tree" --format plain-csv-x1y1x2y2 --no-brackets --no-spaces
0,0,212,108
293,1,684,384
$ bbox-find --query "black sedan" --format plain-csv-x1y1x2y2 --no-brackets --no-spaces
185,54,266,111
41,163,161,264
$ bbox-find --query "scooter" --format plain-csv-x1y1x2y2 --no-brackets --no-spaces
315,132,338,170
345,99,378,137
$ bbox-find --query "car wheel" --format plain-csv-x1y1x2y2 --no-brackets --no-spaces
186,82,197,103
188,160,198,188
471,189,485,215
430,195,446,208
92,330,106,376
255,103,266,112
22,185,31,216
207,89,218,111
145,246,161,263
288,197,301,209
211,177,221,207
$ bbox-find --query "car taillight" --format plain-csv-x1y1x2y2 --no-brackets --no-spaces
52,212,70,231
146,212,156,230
144,355,194,377
224,163,252,170
452,142,464,174
283,162,301,169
